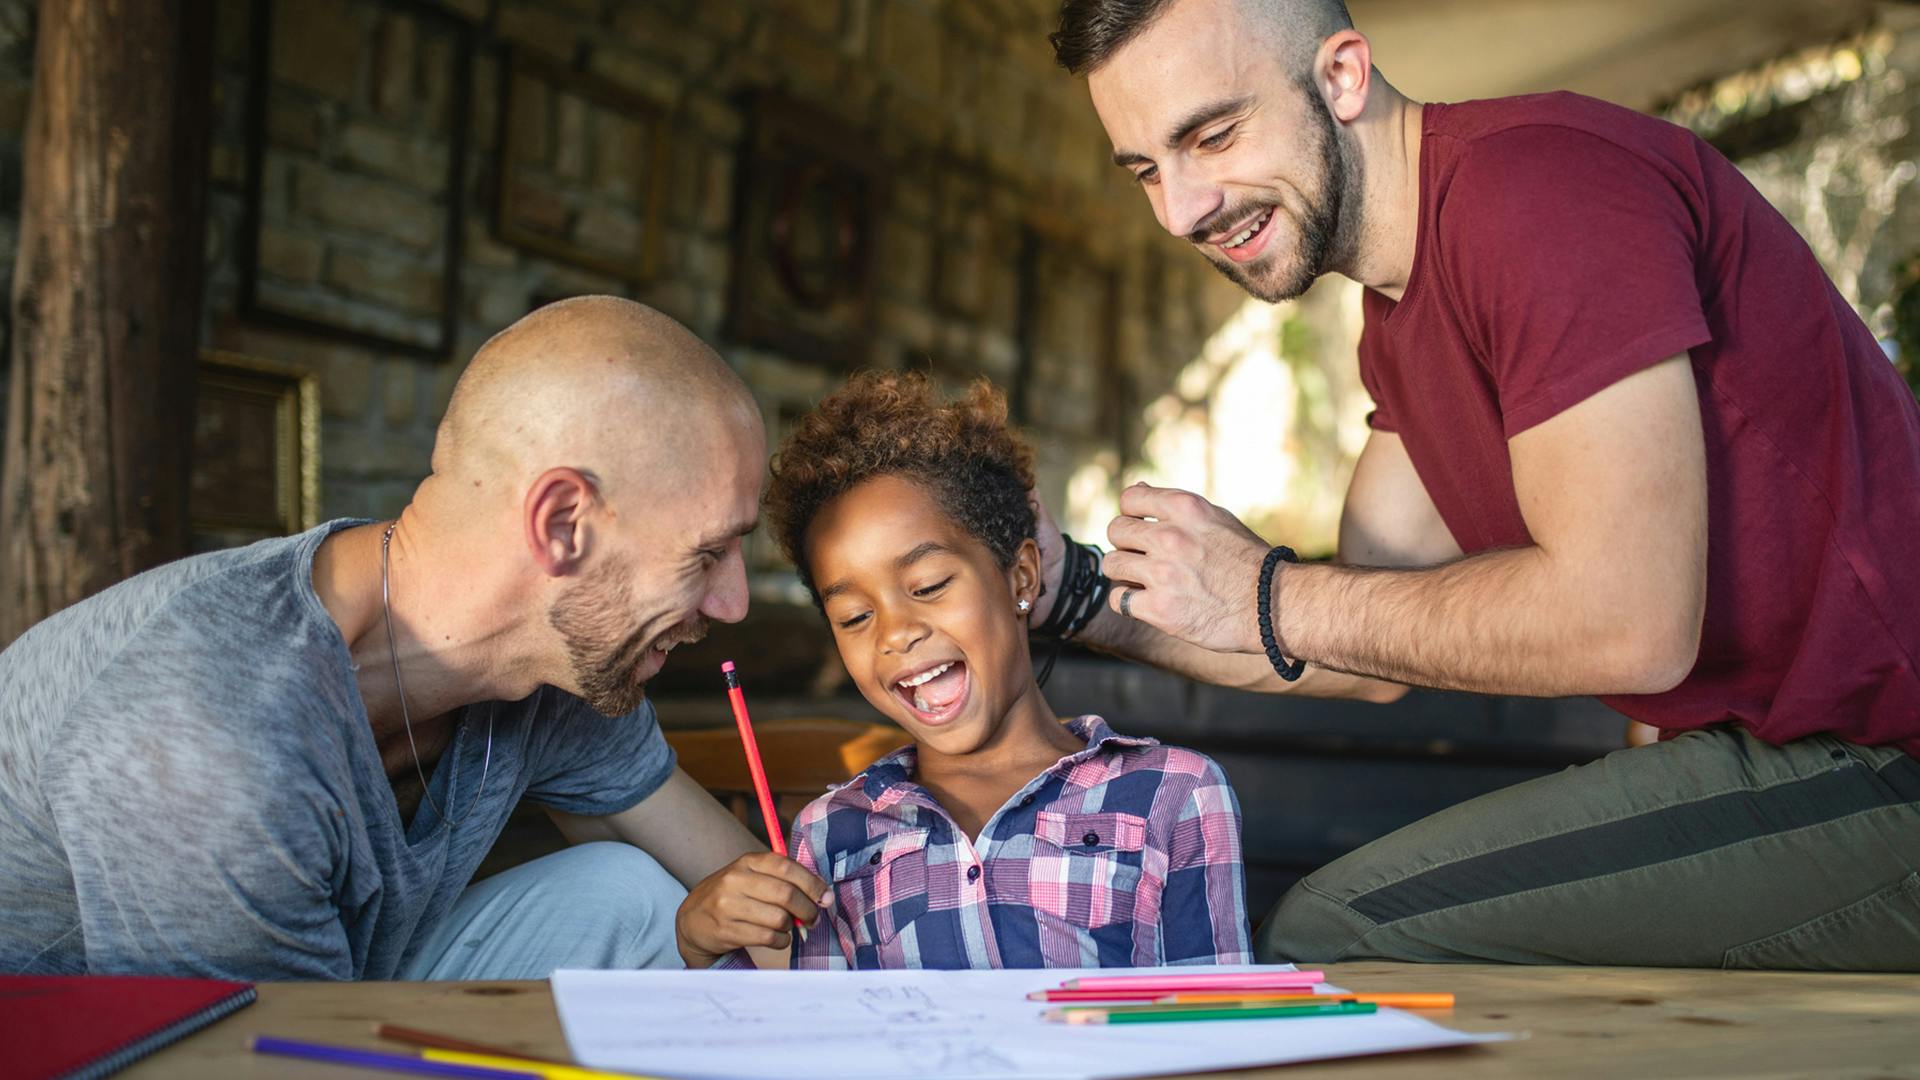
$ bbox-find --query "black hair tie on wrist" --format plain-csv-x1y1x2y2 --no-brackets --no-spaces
1034,533,1112,687
1257,546,1306,682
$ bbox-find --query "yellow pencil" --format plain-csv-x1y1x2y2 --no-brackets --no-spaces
421,1047,669,1080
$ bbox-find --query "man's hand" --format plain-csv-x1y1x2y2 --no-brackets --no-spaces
674,853,828,969
1102,483,1273,656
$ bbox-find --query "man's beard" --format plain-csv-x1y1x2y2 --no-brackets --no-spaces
548,559,708,717
1195,77,1362,304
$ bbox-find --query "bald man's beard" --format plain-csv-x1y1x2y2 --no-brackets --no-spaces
1194,78,1361,304
548,557,708,718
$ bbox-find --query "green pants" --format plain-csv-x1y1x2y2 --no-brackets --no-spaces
1256,727,1920,970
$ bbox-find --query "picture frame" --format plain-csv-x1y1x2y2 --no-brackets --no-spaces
493,47,671,285
192,349,321,543
237,0,473,359
724,92,887,368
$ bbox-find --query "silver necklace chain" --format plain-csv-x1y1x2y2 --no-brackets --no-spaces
381,521,493,827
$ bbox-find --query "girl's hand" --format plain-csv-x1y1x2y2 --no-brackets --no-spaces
674,853,830,968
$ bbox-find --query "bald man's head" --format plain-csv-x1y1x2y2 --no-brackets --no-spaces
434,295,757,502
422,296,764,716
1051,0,1353,76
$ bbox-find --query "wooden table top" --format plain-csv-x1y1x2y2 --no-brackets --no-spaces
127,963,1920,1079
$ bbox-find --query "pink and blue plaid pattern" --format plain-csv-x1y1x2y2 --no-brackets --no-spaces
776,716,1249,970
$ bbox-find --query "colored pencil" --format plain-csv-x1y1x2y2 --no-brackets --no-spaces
252,1036,543,1078
1059,971,1325,991
1028,989,1211,1002
1046,1001,1377,1025
376,1023,573,1064
1156,992,1455,1009
723,660,803,930
423,1047,667,1080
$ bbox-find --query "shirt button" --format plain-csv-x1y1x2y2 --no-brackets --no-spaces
1018,794,1035,808
966,864,981,883
1082,832,1100,847
869,851,883,865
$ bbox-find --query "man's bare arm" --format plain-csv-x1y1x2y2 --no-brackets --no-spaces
1103,355,1708,696
547,767,792,968
1041,432,1455,700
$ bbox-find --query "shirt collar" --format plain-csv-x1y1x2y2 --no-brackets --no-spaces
853,715,1158,801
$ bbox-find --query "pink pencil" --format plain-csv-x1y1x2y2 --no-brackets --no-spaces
1060,971,1326,992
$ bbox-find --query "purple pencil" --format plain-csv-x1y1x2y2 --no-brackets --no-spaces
251,1035,544,1078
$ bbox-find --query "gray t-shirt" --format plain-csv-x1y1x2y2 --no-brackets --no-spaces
0,520,675,980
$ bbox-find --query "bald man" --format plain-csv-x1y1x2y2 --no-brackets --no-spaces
1035,0,1920,969
0,297,795,980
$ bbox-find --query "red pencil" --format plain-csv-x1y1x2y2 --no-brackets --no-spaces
722,661,785,856
722,661,802,930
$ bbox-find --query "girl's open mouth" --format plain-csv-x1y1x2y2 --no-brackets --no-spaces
891,659,971,725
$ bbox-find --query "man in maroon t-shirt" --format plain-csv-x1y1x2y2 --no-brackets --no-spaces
1033,0,1920,969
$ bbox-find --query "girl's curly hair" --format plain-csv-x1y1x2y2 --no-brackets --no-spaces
766,370,1037,605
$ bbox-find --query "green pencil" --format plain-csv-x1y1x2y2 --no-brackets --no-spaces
1047,1001,1378,1025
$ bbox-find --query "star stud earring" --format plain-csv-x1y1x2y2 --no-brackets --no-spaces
1017,599,1032,613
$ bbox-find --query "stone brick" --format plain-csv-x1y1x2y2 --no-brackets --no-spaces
325,248,445,317
690,1,753,43
383,359,419,425
372,14,415,120
470,278,530,329
771,0,842,41
273,0,363,101
258,223,324,284
267,95,322,154
574,203,643,261
877,298,935,351
464,220,520,270
504,179,572,238
497,1,580,63
315,349,374,421
767,19,843,99
420,31,457,133
611,6,717,72
468,54,499,150
700,146,736,233
506,71,550,167
591,115,644,201
588,47,681,106
339,120,448,183
292,163,439,249
554,91,588,181
875,1,942,101
427,356,468,422
426,0,488,21
685,91,743,143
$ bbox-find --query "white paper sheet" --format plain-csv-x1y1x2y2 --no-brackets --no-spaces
551,964,1506,1079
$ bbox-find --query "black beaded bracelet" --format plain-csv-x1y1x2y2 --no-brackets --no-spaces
1033,533,1112,688
1257,546,1306,682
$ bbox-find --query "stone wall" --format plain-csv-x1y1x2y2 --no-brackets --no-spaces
187,0,1242,576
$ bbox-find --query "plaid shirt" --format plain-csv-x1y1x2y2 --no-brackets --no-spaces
741,716,1249,970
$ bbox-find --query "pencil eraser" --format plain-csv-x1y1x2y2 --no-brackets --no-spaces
720,660,736,674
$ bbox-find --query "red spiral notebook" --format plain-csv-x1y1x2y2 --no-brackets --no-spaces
3,975,256,1080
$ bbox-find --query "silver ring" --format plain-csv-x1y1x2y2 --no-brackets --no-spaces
1119,587,1135,619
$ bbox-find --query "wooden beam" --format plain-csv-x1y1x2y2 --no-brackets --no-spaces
0,0,213,646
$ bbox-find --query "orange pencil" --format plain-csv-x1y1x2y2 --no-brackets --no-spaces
1156,992,1455,1009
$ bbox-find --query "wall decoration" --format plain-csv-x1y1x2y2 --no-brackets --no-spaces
192,350,320,547
725,93,886,368
238,0,472,358
494,48,670,284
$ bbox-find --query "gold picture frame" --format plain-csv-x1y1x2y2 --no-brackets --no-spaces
192,349,320,543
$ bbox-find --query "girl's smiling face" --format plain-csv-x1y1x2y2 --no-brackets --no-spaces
805,474,1042,756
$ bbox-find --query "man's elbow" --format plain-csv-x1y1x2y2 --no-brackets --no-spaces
1602,616,1703,695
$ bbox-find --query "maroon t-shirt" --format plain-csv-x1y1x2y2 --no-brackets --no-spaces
1357,92,1920,756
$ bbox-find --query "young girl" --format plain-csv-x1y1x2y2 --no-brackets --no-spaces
674,372,1249,970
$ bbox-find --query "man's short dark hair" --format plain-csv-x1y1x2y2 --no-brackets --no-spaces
1051,0,1355,76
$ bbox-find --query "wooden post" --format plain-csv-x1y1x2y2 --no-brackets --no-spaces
0,0,213,646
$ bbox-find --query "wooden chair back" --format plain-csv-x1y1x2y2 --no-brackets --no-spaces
665,717,914,841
